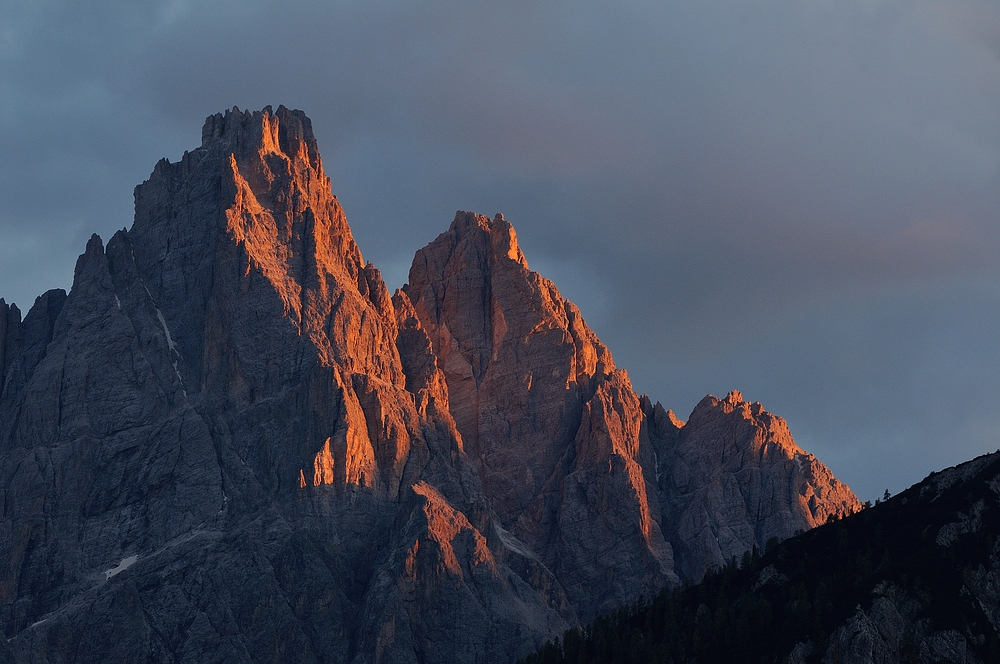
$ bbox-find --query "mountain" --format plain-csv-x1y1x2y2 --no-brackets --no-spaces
0,106,858,663
519,451,1000,664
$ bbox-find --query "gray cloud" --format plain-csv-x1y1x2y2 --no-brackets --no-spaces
2,0,999,500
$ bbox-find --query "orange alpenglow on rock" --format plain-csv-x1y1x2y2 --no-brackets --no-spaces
312,437,334,486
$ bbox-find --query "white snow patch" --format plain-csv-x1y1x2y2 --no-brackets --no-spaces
129,261,187,399
155,307,187,394
114,294,121,310
155,308,177,353
494,525,538,561
104,555,138,580
30,618,47,628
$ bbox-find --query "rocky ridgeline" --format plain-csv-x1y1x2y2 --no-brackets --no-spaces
0,107,859,663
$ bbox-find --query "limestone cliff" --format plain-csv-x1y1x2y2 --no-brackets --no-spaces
0,106,858,663
648,391,861,580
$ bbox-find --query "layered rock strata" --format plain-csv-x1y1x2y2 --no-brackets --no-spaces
0,106,858,663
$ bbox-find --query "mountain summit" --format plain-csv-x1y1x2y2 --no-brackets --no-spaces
0,107,858,663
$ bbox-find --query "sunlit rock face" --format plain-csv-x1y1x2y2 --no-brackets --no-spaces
649,391,862,580
403,211,675,619
0,107,858,663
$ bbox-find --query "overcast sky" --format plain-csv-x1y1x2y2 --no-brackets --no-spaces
2,0,999,501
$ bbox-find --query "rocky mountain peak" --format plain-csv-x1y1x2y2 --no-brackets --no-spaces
686,390,763,420
130,104,403,396
654,390,861,579
0,297,19,401
200,105,321,173
403,209,678,619
445,210,529,269
404,210,618,508
0,106,862,664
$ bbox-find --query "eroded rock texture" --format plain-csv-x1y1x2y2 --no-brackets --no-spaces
0,106,857,663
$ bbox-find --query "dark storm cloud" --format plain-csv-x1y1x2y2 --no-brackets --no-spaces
2,0,999,499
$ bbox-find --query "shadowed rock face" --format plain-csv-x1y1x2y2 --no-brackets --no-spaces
0,107,858,663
